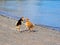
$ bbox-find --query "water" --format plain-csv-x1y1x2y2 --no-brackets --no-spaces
0,0,60,31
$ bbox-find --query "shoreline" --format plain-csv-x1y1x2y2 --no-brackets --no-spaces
0,15,60,32
35,24,60,32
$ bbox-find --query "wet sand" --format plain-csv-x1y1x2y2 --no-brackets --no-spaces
0,15,60,45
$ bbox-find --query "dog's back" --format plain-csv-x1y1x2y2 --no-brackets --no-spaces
26,21,33,27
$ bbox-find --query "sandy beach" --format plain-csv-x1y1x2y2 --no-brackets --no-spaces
0,15,60,45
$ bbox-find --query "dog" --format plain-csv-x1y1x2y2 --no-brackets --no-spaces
25,18,34,31
16,17,24,32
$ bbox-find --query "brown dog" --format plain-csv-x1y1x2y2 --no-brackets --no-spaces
25,18,34,31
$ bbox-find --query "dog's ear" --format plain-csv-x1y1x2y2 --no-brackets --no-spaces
21,17,24,21
26,18,29,20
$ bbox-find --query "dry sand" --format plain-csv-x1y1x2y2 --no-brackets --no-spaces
0,15,60,45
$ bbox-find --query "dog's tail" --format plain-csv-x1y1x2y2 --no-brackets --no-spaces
31,23,35,29
15,21,18,26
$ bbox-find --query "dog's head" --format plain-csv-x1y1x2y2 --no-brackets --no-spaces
21,17,25,21
25,18,29,22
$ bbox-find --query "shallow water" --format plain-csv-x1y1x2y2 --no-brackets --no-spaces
0,0,60,30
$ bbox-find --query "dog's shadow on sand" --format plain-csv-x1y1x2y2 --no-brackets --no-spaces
20,30,37,33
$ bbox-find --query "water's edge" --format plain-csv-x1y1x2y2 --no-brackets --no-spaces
0,15,60,32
